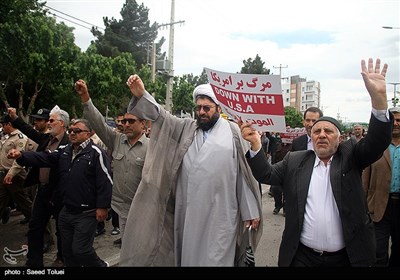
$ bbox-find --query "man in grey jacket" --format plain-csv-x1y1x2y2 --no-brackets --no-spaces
74,80,148,243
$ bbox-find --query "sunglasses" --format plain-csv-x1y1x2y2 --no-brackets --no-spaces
195,105,216,113
67,127,89,134
121,118,139,125
48,119,61,123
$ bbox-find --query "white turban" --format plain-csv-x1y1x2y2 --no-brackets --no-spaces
193,84,219,105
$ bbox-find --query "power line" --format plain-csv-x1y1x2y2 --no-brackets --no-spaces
45,5,105,31
47,11,92,30
44,3,161,52
44,5,131,44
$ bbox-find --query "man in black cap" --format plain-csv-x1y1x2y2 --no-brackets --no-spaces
29,108,50,134
241,58,393,267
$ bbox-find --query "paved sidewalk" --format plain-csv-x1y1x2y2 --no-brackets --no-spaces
0,211,120,267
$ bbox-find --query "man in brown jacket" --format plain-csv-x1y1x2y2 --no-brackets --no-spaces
363,106,400,267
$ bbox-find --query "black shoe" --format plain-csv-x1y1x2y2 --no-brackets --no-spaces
111,227,120,235
95,228,106,237
273,207,281,215
19,217,30,224
2,207,11,224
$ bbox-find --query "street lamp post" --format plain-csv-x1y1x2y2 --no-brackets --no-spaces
389,82,400,107
383,26,400,107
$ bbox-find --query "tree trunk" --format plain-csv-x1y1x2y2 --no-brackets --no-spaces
0,80,11,110
27,81,42,117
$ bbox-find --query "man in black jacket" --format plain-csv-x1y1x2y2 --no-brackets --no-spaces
8,106,69,267
9,119,113,267
241,58,392,267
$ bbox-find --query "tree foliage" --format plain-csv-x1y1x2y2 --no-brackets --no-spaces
284,106,303,128
0,0,80,120
91,0,163,67
240,54,270,74
1,0,305,124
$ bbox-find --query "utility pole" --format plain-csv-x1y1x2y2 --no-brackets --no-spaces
151,41,156,82
389,82,400,107
151,0,184,109
273,64,288,77
162,0,185,112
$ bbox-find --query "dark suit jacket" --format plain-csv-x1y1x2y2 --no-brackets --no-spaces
247,113,392,266
291,134,308,151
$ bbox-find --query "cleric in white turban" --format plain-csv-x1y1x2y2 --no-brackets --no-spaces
120,76,263,267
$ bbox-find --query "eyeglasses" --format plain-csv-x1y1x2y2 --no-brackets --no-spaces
67,127,89,134
48,119,61,123
195,105,216,112
121,118,139,125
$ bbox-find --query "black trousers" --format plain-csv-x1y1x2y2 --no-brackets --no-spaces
374,196,400,267
58,206,106,267
26,185,63,267
271,185,284,210
111,208,119,228
291,243,350,267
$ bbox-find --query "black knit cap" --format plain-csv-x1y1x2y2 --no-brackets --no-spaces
312,116,341,131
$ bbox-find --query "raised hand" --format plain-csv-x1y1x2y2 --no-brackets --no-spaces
7,108,18,120
126,74,145,98
361,58,388,110
239,121,262,152
74,79,90,103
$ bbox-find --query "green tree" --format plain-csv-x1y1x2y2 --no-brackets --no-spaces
91,0,162,67
0,1,80,119
172,75,196,114
240,54,270,74
284,106,303,128
72,47,138,119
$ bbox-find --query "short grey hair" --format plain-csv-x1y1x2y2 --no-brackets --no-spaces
58,110,70,127
71,118,92,132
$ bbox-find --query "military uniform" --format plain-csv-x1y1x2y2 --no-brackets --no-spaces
0,129,32,221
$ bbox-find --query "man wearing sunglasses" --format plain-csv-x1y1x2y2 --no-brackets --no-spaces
8,119,113,267
117,75,262,267
7,106,70,267
74,79,148,245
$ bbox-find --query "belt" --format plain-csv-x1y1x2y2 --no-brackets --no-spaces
299,243,346,257
389,193,400,200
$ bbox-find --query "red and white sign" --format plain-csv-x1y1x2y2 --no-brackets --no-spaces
280,127,307,144
205,68,286,132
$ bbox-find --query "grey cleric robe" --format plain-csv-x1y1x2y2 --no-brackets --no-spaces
119,91,263,266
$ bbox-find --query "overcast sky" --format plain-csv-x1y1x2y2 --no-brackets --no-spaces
44,0,399,123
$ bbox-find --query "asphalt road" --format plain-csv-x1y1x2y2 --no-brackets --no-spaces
0,184,283,268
